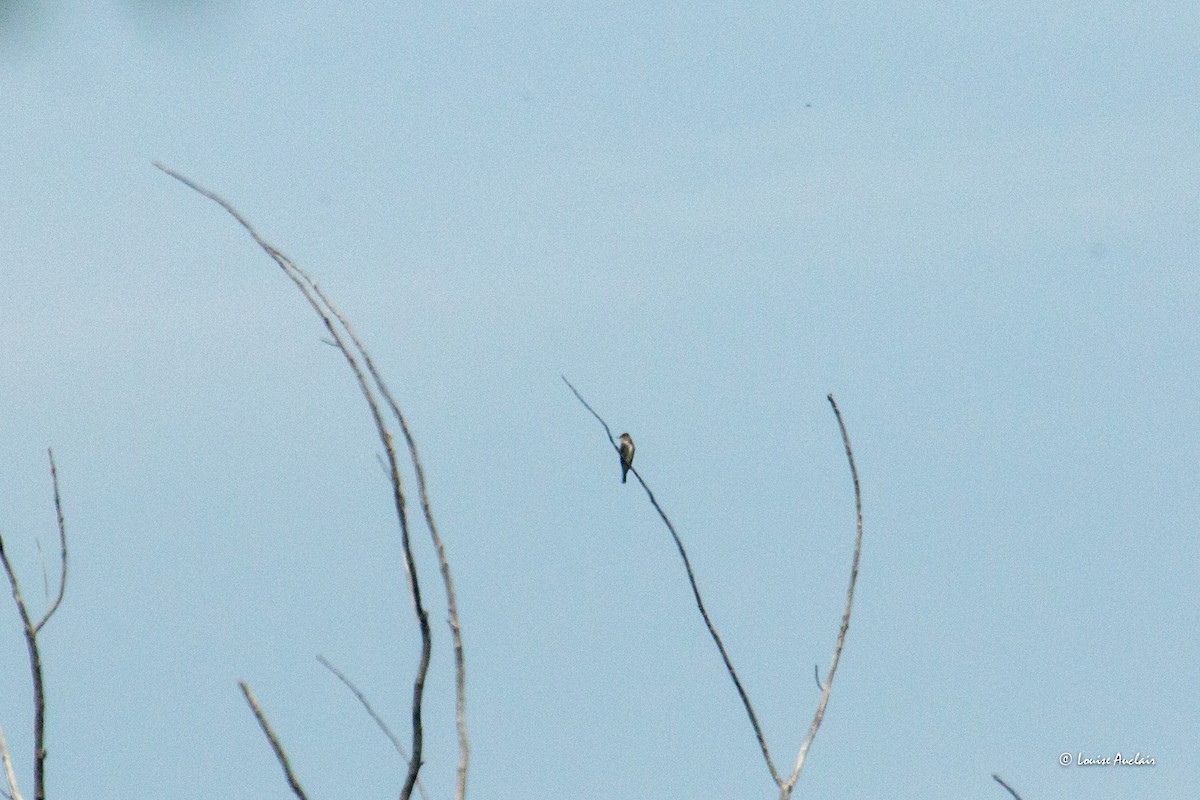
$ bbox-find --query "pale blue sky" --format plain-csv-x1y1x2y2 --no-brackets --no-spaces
1,3,1197,798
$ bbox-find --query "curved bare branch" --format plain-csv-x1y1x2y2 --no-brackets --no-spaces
156,163,436,800
779,394,863,798
312,288,468,800
564,377,782,785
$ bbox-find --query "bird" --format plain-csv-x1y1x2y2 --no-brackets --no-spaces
618,433,635,483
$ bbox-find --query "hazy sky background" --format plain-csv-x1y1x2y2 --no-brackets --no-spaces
1,2,1197,798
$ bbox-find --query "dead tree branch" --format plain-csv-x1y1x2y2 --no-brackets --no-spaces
562,376,782,786
34,454,68,637
309,287,469,800
156,163,464,800
239,682,309,800
778,395,863,798
565,382,865,799
0,449,68,800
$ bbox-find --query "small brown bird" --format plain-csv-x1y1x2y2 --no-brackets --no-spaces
618,433,635,483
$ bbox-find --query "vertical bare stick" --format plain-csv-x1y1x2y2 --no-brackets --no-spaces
991,773,1025,800
0,450,67,800
563,376,782,786
34,450,67,635
155,163,433,800
388,399,469,800
239,682,310,800
779,395,863,799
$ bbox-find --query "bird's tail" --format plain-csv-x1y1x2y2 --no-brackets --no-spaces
622,470,628,483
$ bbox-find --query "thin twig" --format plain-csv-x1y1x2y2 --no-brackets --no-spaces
315,655,430,800
812,665,823,692
561,376,618,449
34,450,67,635
34,541,48,609
779,395,863,799
239,682,310,800
992,773,1025,800
563,376,782,786
316,654,406,753
157,162,434,800
0,724,23,800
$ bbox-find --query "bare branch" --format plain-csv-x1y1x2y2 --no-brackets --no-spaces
779,394,863,798
0,724,24,800
157,163,437,800
561,376,618,450
34,541,49,609
316,655,430,800
564,377,782,786
566,383,865,797
992,773,1025,800
34,450,67,635
315,654,407,756
306,282,469,800
0,559,38,795
0,450,66,800
239,682,309,800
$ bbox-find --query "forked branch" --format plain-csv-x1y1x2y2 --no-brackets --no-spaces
564,381,864,800
0,449,68,800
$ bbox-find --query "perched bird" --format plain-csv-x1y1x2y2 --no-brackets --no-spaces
618,433,635,483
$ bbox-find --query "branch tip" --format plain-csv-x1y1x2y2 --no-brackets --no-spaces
566,380,781,785
239,681,310,800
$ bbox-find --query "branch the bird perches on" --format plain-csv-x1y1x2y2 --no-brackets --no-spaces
564,377,863,799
